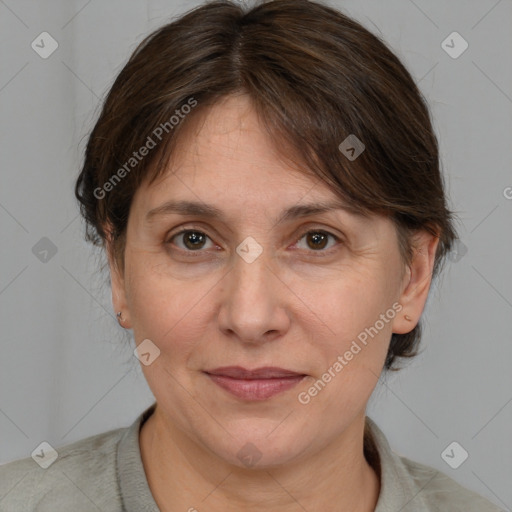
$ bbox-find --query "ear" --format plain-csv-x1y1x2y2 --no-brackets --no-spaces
104,224,132,329
392,230,440,335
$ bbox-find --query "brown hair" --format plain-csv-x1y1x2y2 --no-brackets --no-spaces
75,0,458,370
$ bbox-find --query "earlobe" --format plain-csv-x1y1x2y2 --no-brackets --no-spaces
111,279,132,329
392,230,440,335
116,310,130,329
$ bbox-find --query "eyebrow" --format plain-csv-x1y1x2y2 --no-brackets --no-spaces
145,199,366,225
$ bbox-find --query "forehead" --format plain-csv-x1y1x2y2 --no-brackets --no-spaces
130,94,377,234
138,95,341,206
122,96,396,251
170,94,310,183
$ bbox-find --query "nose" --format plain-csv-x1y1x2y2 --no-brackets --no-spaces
217,246,291,345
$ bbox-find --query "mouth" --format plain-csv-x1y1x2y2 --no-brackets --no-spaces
203,366,307,401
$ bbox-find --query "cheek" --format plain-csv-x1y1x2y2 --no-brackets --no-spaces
124,254,216,355
305,271,396,376
316,272,395,334
297,280,393,420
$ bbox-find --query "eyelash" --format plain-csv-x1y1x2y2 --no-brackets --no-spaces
165,227,342,258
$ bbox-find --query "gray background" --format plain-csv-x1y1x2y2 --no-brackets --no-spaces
1,0,511,509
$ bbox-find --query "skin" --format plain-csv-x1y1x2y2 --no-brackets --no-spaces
107,93,439,512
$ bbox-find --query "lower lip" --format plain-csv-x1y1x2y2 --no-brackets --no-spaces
206,373,306,401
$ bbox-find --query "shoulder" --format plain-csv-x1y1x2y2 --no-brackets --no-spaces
0,426,126,512
398,455,504,511
365,417,504,512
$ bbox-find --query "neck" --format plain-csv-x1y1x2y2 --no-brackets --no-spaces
139,406,380,512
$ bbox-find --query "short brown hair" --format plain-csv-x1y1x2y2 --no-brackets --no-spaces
75,0,458,370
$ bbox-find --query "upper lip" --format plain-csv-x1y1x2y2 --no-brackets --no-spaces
205,366,305,379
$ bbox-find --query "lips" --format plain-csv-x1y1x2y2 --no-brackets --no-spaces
204,366,305,379
204,366,307,401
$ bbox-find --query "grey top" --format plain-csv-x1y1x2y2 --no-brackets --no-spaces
0,403,503,511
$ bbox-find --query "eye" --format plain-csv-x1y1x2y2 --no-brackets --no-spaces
167,229,216,252
294,230,340,253
166,227,342,257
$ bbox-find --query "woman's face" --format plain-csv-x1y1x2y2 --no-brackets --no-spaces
110,94,436,468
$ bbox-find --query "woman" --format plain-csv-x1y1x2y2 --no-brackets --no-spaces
0,0,502,510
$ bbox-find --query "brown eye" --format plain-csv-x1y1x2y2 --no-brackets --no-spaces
295,230,339,252
170,230,212,251
306,232,328,250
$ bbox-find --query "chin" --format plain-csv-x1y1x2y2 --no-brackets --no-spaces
204,421,312,470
